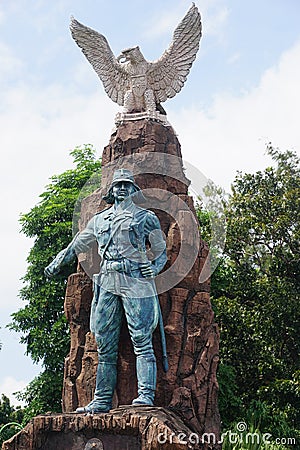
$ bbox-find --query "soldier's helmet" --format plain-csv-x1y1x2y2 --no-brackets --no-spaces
103,169,142,204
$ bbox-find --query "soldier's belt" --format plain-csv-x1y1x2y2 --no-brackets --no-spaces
103,259,141,273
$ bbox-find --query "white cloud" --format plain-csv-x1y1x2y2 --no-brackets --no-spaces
0,376,28,407
28,1,71,33
170,39,300,190
143,2,189,40
0,42,23,80
143,0,229,54
227,52,240,64
0,80,117,311
0,0,72,32
203,6,229,39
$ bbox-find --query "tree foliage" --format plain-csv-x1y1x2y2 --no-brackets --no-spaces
0,395,23,445
198,146,300,439
9,145,101,418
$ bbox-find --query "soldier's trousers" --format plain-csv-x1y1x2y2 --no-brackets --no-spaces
91,285,159,407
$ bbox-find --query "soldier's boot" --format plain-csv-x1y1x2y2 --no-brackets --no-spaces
132,354,156,406
76,362,116,413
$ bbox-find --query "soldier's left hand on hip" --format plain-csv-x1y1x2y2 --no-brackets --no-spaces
140,262,155,278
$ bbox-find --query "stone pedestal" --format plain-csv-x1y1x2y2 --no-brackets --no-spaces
3,119,221,450
63,120,220,438
2,407,216,450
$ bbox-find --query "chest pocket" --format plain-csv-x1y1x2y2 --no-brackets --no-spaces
120,222,135,243
118,222,142,256
97,223,111,249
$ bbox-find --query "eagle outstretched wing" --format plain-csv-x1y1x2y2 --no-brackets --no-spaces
147,3,202,103
70,17,130,106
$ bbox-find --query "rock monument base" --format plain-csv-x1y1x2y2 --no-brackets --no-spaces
2,406,216,450
3,119,221,450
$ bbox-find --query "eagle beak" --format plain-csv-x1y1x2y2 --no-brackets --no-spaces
117,53,127,63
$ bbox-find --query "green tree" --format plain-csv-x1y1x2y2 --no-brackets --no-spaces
9,145,101,420
0,395,23,445
198,146,300,439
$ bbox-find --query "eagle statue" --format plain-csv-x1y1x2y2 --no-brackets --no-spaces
70,4,201,116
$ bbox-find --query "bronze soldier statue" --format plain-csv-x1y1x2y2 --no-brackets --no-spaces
45,169,167,413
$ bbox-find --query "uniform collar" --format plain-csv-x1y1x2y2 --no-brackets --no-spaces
113,198,136,213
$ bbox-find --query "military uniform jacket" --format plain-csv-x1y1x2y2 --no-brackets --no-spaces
50,199,167,295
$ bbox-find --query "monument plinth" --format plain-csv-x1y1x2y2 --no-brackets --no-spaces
62,119,220,438
2,407,199,450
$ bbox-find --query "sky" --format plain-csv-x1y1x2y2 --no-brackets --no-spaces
0,0,300,407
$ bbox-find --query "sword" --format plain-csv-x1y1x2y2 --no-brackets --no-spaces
133,225,169,373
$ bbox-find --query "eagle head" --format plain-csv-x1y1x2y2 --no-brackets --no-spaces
117,46,145,64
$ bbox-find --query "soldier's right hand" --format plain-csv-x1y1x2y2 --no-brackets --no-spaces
44,248,69,278
44,261,60,279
